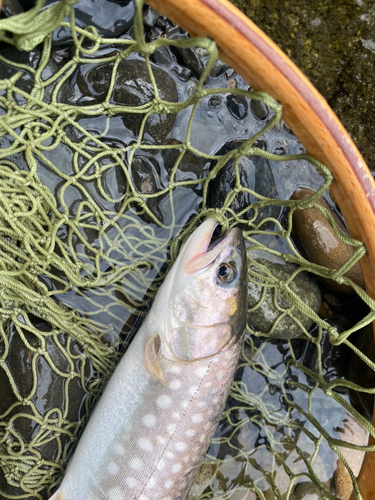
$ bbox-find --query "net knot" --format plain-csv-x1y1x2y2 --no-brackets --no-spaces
328,327,339,343
153,101,168,114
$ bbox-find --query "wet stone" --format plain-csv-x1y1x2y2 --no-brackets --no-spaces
1,0,24,17
290,481,322,500
143,6,160,27
251,99,269,120
0,45,40,101
171,64,192,81
291,188,365,294
187,463,215,499
348,324,375,422
209,57,230,78
175,46,205,77
45,0,135,45
248,257,321,339
207,140,280,229
151,45,174,66
68,56,178,143
147,26,164,41
299,318,352,393
0,315,89,499
226,94,248,120
208,95,223,109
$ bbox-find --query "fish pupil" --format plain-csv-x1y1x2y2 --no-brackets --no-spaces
218,262,235,283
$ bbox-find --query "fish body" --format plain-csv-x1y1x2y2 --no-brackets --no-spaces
50,218,247,500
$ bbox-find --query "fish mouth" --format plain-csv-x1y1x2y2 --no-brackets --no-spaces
184,219,240,274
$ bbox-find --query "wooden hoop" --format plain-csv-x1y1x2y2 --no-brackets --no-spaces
147,0,375,497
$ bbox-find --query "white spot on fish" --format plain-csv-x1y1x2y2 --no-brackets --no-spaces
112,443,124,455
129,457,143,470
142,414,157,427
165,480,174,489
167,424,175,434
212,396,220,404
192,413,203,423
107,461,118,475
137,438,153,451
108,487,122,499
172,463,182,473
195,366,207,377
172,412,180,420
169,379,182,390
188,386,197,396
204,381,212,388
217,370,224,379
166,451,175,459
157,394,172,409
157,435,167,444
175,441,187,452
168,365,181,374
161,497,172,500
156,460,165,471
146,476,157,488
185,429,196,437
197,401,207,408
139,496,149,500
181,400,189,409
125,477,138,488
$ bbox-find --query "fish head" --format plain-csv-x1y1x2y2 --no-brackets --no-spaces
154,218,247,361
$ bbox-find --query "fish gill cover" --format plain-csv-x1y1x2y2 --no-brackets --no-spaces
0,0,373,498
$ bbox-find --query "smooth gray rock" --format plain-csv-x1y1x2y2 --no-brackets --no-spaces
248,257,321,339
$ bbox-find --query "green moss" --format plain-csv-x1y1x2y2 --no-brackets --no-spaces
230,0,375,170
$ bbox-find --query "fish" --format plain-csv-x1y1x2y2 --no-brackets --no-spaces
50,217,247,500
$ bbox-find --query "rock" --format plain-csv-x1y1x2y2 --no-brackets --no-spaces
207,140,280,229
226,94,248,120
334,412,368,500
0,45,40,101
143,6,160,28
209,58,230,78
187,463,215,499
334,459,353,500
68,56,178,143
348,324,375,421
250,99,269,120
44,0,135,46
291,188,365,294
0,315,90,499
299,318,352,392
175,46,205,77
290,482,322,500
247,256,321,339
1,0,24,16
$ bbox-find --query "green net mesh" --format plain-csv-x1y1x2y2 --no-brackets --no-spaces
0,0,374,498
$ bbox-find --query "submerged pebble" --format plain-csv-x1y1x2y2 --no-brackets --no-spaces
299,318,352,392
291,188,365,294
247,257,321,339
68,55,178,143
348,324,374,422
207,140,280,228
44,0,135,45
226,94,248,120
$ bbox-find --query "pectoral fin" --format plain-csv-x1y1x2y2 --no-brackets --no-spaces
144,333,168,386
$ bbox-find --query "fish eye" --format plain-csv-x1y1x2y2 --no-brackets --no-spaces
217,262,236,283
